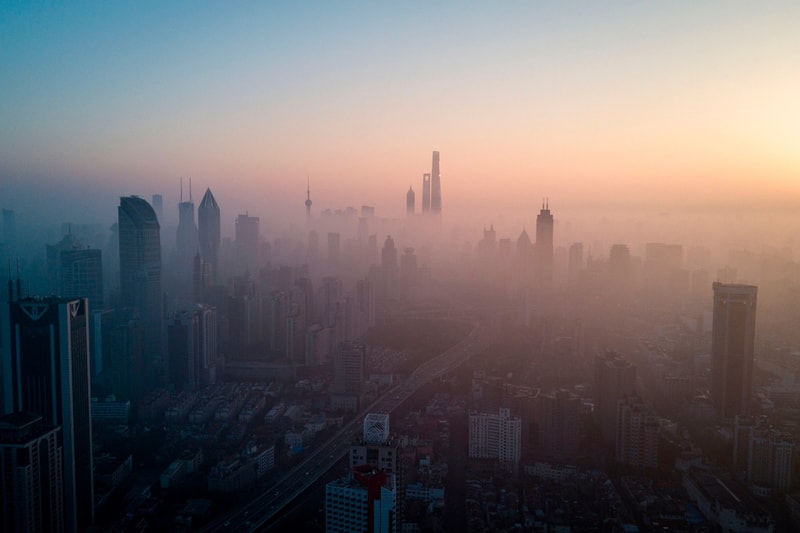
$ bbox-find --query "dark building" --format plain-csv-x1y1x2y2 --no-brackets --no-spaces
198,188,220,282
118,196,163,379
711,283,757,419
1,297,94,531
176,184,198,289
167,304,218,391
0,412,64,533
595,351,636,446
535,200,554,293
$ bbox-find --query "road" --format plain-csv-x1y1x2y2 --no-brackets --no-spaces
204,319,492,532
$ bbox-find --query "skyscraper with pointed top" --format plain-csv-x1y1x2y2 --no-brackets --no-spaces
406,186,415,215
535,199,554,293
431,151,441,215
198,188,220,283
305,179,313,219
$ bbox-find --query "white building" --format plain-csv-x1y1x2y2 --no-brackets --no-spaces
468,408,521,465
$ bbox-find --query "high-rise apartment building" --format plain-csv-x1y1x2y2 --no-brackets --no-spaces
325,465,397,533
118,196,163,373
332,341,365,411
535,200,554,293
711,283,757,419
198,188,220,282
468,408,522,466
615,395,659,469
1,297,94,531
595,351,637,445
167,304,218,391
538,389,580,457
430,151,441,215
0,412,64,533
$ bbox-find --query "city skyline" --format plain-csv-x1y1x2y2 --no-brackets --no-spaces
1,2,799,228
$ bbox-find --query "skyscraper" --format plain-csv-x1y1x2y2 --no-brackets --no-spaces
430,151,441,215
198,188,220,283
176,182,198,285
406,186,415,215
0,412,64,533
235,213,260,274
46,233,104,310
118,196,163,378
711,283,757,419
422,173,431,213
535,200,554,293
1,297,94,531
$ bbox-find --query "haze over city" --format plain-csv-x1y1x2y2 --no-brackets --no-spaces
2,2,800,533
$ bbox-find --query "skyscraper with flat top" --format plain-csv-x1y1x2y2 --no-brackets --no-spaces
198,188,220,282
1,297,94,531
430,151,441,214
711,283,757,419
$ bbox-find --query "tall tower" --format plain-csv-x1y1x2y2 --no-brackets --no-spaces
535,199,554,293
1,297,94,531
198,188,220,283
422,174,431,213
118,196,163,378
176,180,198,291
430,151,441,215
406,186,415,215
711,283,757,419
305,179,313,219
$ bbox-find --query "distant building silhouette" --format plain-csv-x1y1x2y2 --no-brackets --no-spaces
235,213,260,274
327,232,340,269
711,283,757,419
1,297,94,531
46,233,104,310
406,186,415,215
431,151,441,215
118,196,163,384
595,351,636,446
150,194,163,222
567,242,583,290
534,199,554,293
422,173,431,214
0,412,64,533
175,182,198,291
198,188,220,283
305,179,313,218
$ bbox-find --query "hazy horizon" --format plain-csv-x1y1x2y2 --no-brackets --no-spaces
2,1,799,231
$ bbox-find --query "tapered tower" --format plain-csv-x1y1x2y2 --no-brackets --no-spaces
198,188,220,283
431,151,441,215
